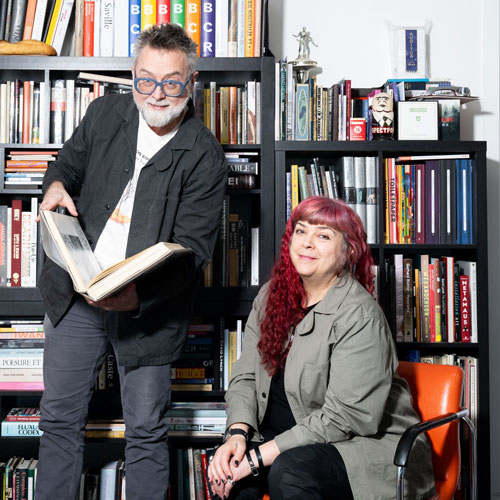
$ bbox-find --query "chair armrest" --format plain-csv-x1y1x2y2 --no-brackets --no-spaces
394,411,464,467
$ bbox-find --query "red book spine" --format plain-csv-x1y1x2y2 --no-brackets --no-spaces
156,0,171,24
428,263,435,342
83,0,95,57
200,451,212,500
22,81,30,144
345,79,351,140
460,275,471,342
10,200,22,287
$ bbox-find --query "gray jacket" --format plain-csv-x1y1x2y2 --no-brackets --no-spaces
226,273,435,499
40,93,227,366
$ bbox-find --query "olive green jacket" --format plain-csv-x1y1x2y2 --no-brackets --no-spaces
225,273,435,500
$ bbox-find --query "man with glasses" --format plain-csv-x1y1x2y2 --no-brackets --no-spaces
35,24,226,500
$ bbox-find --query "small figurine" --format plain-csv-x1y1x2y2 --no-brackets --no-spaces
371,92,394,140
292,26,317,61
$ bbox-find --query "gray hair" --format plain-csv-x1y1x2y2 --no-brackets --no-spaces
133,24,198,74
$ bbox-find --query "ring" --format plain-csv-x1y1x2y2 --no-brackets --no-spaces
227,478,233,485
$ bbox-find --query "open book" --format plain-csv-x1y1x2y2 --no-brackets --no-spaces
40,209,191,302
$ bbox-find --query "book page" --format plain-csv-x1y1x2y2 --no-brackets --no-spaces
40,210,102,292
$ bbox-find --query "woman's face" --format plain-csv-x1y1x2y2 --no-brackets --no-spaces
289,220,345,286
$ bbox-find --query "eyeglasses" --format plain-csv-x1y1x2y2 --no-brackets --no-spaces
133,73,193,98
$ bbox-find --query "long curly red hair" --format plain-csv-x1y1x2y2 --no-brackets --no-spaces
258,196,375,375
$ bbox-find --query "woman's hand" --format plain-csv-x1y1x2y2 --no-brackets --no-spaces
208,435,247,498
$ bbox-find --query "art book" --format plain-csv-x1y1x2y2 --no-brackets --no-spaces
39,209,191,302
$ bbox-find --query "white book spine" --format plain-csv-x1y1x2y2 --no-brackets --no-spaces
21,212,32,287
65,79,75,141
255,81,260,144
250,227,259,286
39,81,50,144
0,84,7,143
52,0,76,54
215,0,228,57
353,156,367,229
100,0,114,56
209,81,216,136
32,0,50,40
365,156,378,244
113,0,129,56
236,0,245,57
93,0,101,56
446,257,455,343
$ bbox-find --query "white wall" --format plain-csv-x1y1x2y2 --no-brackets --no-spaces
268,0,500,496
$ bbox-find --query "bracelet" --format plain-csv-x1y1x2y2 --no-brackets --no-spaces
246,450,259,477
255,446,264,469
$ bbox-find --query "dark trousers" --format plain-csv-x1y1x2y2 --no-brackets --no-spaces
34,296,172,500
229,443,354,500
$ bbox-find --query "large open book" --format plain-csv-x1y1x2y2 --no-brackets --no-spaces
40,209,191,302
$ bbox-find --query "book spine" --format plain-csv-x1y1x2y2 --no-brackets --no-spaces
0,206,8,287
22,0,37,39
365,156,378,244
10,200,22,287
99,0,113,56
170,0,184,26
460,275,471,342
128,0,140,56
140,0,155,30
394,254,404,342
50,80,66,144
52,0,76,54
156,0,170,24
45,0,63,44
200,0,214,57
403,258,413,342
8,0,28,42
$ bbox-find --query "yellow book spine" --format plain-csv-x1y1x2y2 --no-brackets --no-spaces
141,0,156,31
45,0,64,45
291,164,299,211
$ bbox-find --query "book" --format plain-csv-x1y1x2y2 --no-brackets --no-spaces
39,209,191,302
77,71,133,87
396,154,470,162
22,0,37,39
99,460,121,500
438,99,460,141
1,419,42,436
51,0,75,55
8,0,28,42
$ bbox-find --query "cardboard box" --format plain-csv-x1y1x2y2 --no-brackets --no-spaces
397,101,438,140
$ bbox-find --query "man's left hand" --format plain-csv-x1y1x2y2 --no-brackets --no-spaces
86,283,140,312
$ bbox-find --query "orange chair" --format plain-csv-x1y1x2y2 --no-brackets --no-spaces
394,361,477,500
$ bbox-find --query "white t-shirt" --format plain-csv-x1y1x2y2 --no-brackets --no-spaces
93,114,179,269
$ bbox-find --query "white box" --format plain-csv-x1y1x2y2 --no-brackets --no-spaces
398,101,438,140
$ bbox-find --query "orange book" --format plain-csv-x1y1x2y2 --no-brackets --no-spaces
22,82,31,144
185,0,200,56
6,160,48,168
23,0,38,39
83,0,95,56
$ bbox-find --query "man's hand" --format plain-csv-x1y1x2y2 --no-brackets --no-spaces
86,283,140,312
38,181,78,220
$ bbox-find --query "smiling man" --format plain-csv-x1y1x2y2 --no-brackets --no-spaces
35,24,226,500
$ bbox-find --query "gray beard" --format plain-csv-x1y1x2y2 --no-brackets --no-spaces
134,95,189,128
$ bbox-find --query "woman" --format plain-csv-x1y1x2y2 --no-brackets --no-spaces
208,196,435,500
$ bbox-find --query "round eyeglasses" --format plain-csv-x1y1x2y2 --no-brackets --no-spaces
133,73,193,98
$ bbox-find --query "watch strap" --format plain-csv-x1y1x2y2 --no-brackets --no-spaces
246,450,259,477
224,428,248,442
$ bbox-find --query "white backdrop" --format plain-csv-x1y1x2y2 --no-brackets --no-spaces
268,0,500,496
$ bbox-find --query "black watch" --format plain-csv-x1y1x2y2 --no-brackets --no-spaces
223,428,248,443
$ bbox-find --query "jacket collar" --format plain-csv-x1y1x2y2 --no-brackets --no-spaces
114,94,200,171
295,272,355,336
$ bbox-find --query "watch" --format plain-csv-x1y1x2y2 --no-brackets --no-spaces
223,428,248,443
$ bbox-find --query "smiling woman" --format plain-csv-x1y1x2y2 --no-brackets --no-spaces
207,196,436,500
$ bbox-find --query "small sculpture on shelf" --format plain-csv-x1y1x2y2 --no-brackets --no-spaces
371,92,395,140
290,27,321,84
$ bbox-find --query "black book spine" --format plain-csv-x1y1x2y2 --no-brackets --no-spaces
0,0,8,40
8,0,28,43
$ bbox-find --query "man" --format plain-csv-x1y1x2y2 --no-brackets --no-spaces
35,24,227,500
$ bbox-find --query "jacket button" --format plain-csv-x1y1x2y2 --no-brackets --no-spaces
105,204,111,210
261,393,266,399
88,239,93,245
124,168,129,173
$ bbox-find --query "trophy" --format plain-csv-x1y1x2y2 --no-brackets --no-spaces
290,27,321,83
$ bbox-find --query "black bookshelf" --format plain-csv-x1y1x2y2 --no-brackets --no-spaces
274,139,489,498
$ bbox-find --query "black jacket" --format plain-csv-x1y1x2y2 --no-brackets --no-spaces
40,93,227,366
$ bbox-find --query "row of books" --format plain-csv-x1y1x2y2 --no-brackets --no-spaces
285,156,379,244
0,76,130,146
274,63,462,142
0,457,38,500
209,194,259,288
0,199,42,289
193,80,261,145
0,320,45,391
3,150,56,189
383,255,477,344
385,155,475,245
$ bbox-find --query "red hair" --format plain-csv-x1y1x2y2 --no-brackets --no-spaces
258,196,375,375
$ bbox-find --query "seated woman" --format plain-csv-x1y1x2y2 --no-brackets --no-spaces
208,196,435,500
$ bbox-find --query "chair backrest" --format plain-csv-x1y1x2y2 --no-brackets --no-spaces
397,361,464,500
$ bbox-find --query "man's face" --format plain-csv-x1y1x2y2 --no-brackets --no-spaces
132,47,196,134
372,93,393,113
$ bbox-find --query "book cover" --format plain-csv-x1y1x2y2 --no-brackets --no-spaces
44,0,63,44
185,1,200,55
112,0,128,56
50,79,66,144
438,99,460,141
341,156,355,211
99,0,113,56
22,0,37,39
456,260,477,343
402,257,413,342
40,209,192,302
424,160,439,244
50,0,74,54
439,159,457,244
459,275,471,342
0,206,7,287
170,0,184,26
140,0,155,30
394,254,404,342
10,200,22,287
353,156,367,231
99,460,120,500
